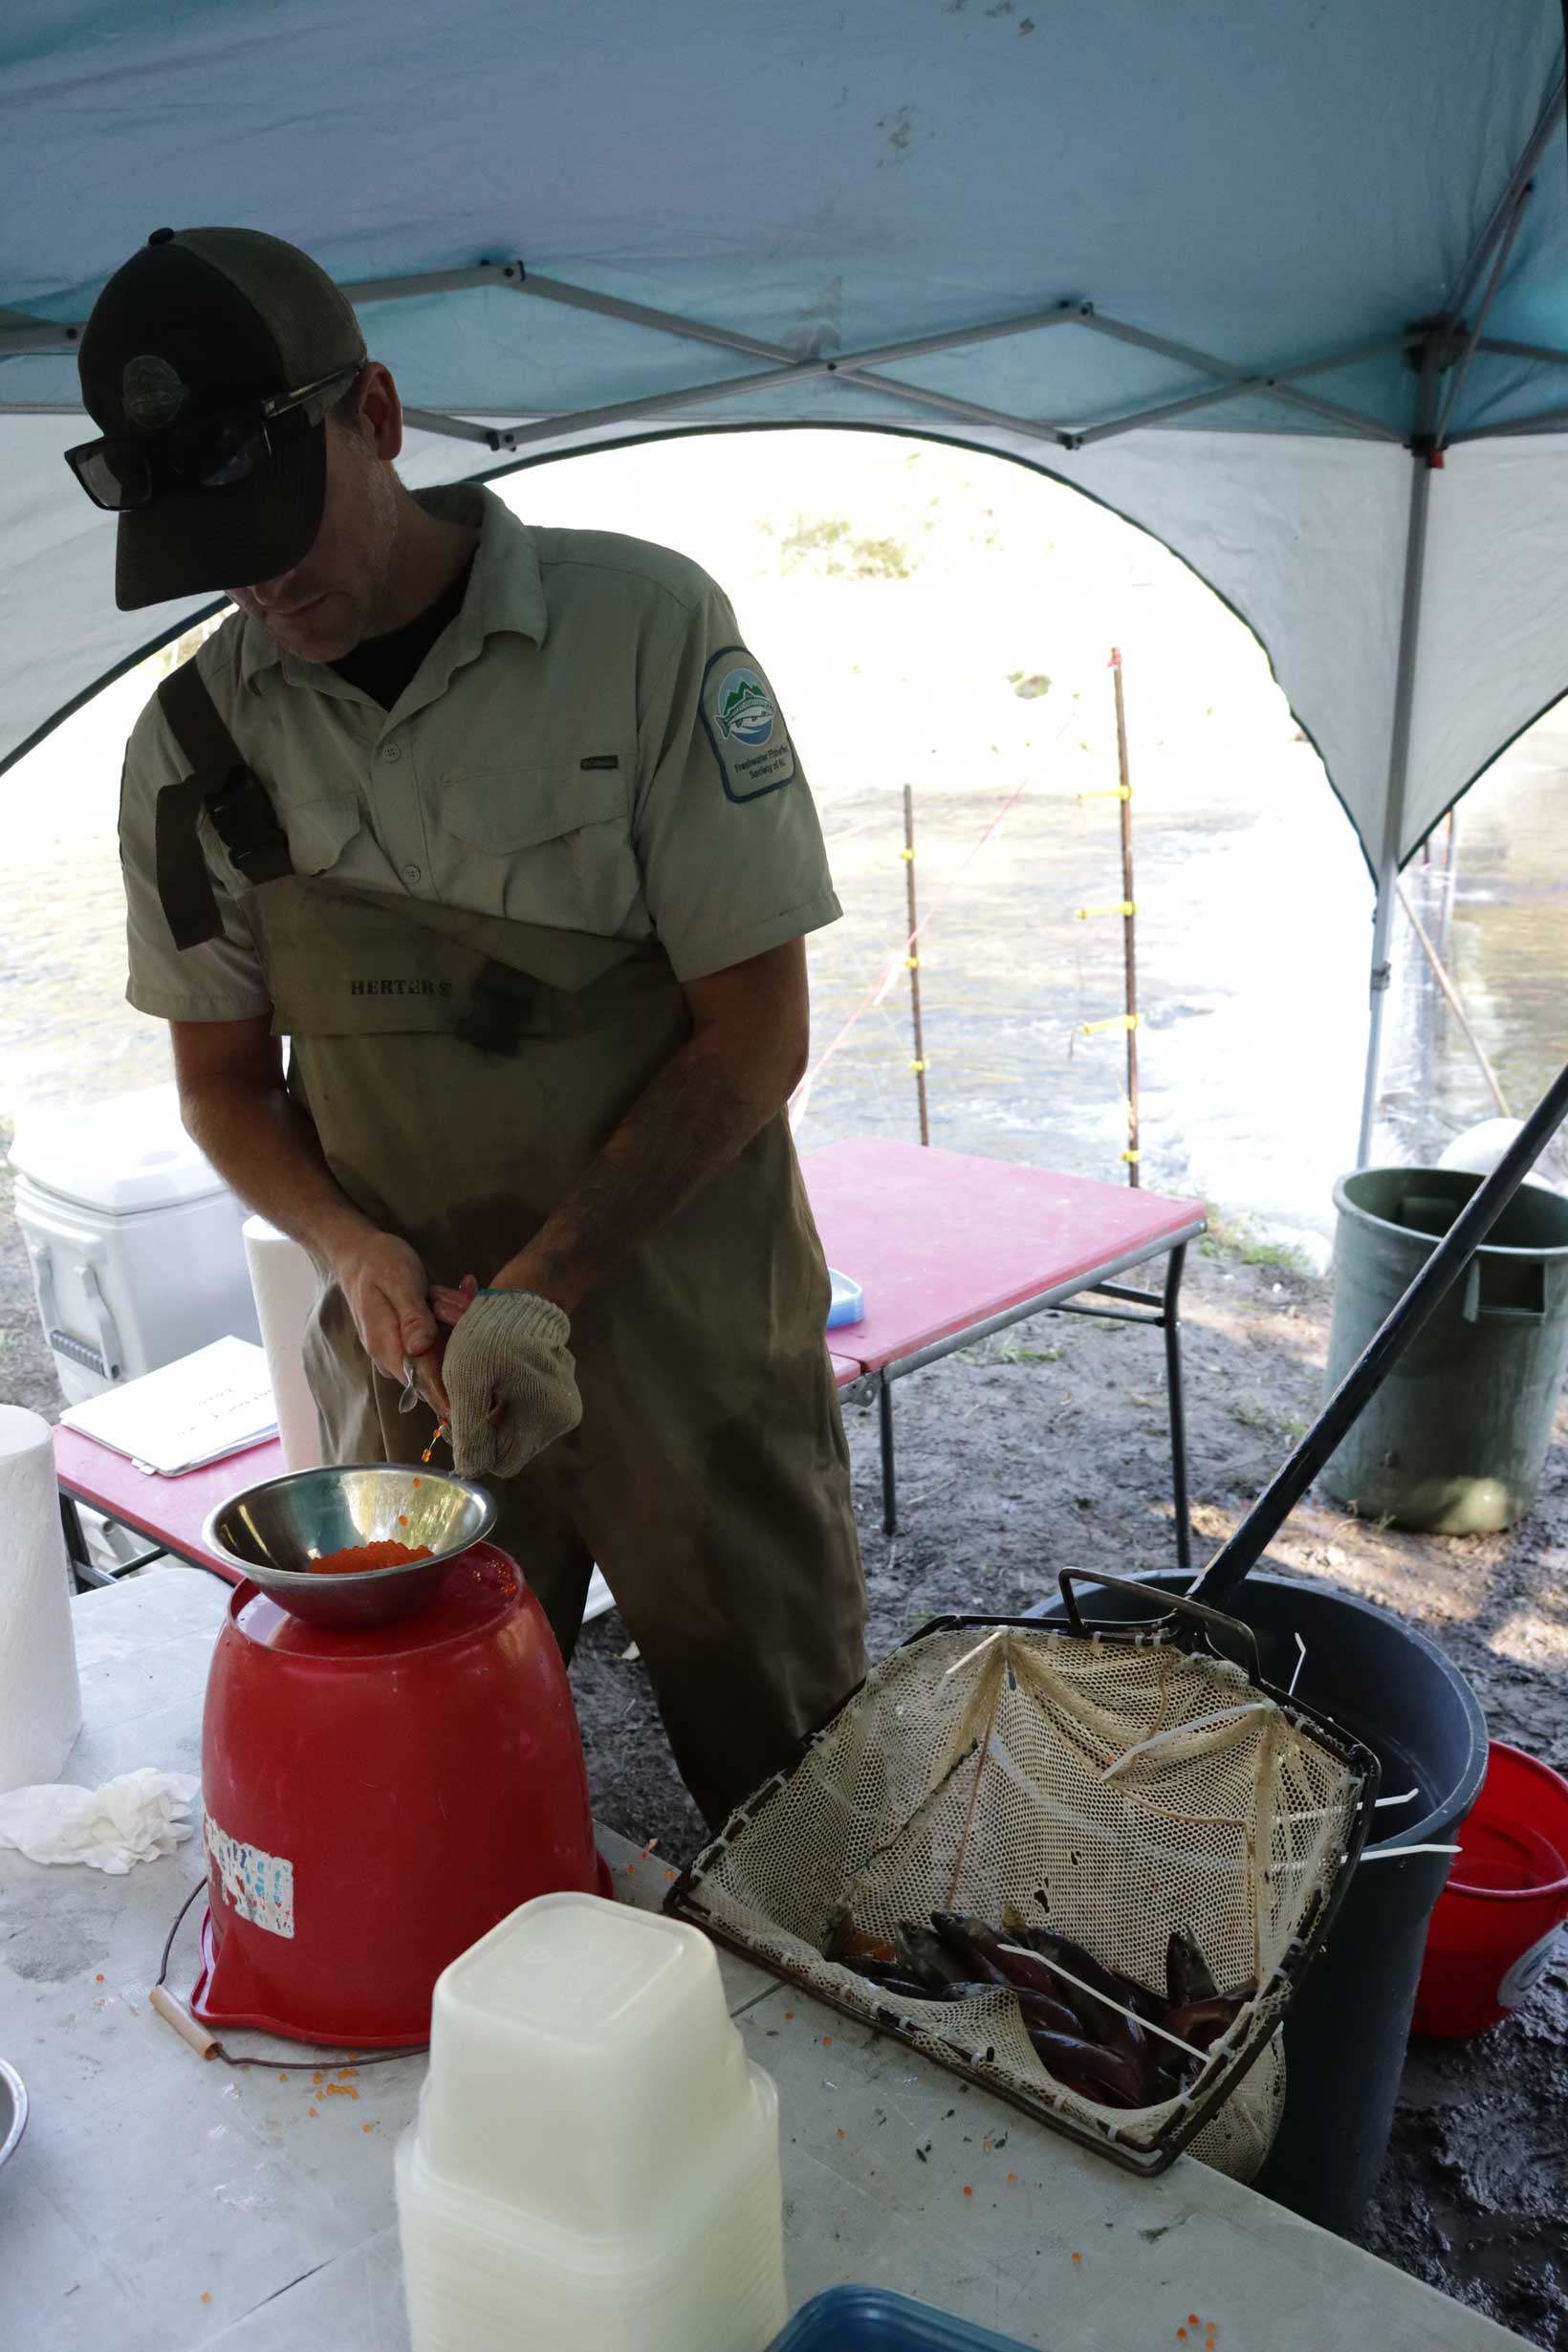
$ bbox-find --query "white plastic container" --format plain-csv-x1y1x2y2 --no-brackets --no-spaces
396,1892,787,2352
826,1267,864,1329
10,1082,259,1405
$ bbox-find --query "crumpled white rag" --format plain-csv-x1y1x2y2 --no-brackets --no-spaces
0,1770,201,1874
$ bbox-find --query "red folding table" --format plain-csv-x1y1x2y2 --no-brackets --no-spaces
54,1141,1205,1583
53,1426,282,1589
801,1138,1206,1563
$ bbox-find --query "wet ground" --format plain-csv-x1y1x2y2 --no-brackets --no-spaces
4,432,1567,2340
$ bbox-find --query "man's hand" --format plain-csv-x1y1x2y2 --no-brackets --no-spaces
441,1291,582,1478
169,1017,450,1414
331,1229,448,1415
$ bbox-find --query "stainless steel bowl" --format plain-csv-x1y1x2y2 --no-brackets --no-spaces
0,2060,28,2176
203,1463,497,1629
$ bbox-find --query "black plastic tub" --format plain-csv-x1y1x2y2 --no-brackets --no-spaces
1034,1567,1487,2232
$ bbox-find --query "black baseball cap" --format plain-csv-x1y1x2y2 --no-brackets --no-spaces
77,228,367,610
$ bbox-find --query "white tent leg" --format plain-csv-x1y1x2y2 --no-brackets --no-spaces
1357,867,1399,1165
1353,76,1567,1164
1356,446,1435,1166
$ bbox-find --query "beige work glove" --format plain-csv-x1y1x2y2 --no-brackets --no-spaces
442,1290,582,1479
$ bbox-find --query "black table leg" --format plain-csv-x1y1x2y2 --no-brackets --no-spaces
879,1376,898,1536
59,1492,114,1592
1162,1243,1192,1570
57,1491,165,1589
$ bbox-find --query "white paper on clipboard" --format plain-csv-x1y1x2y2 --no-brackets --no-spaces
59,1336,277,1476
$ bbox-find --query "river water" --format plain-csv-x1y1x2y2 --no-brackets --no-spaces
4,428,1564,1265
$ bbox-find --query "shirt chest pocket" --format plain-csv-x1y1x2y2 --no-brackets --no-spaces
282,794,364,877
434,764,642,933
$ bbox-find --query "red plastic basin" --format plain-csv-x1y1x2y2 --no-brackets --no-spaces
1412,1739,1568,2038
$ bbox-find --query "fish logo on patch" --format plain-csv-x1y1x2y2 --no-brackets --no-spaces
700,643,796,801
714,667,775,748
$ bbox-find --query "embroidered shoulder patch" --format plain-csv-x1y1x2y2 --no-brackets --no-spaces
700,646,797,802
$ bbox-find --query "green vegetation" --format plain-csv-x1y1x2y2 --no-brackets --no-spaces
1230,1395,1309,1446
1201,1210,1315,1277
770,516,915,579
959,1329,1065,1366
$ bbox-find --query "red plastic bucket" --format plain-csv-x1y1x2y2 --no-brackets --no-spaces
1412,1740,1568,2038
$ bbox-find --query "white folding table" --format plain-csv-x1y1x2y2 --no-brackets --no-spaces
0,1571,1527,2352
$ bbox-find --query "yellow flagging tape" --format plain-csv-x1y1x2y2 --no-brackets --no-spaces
1121,1149,1142,1164
1075,786,1132,802
1078,1013,1140,1035
910,1058,929,1074
1075,901,1136,920
900,846,916,861
904,955,921,970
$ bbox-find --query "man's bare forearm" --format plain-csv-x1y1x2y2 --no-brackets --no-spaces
489,1033,780,1312
179,1074,376,1266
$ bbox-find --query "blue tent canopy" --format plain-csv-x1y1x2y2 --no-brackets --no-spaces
5,0,1567,1148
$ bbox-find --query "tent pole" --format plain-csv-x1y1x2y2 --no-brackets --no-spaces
1356,427,1437,1166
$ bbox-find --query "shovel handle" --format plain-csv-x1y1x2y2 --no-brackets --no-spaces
1191,1058,1568,1615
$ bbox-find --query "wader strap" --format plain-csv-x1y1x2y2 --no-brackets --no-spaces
154,661,294,951
152,773,224,950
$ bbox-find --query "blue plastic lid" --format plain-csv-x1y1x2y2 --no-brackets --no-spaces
770,2287,1034,2350
826,1268,865,1330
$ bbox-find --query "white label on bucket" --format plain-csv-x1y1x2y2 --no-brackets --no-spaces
205,1814,295,1940
1497,1924,1564,2011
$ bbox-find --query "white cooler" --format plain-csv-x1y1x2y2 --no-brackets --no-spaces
10,1081,260,1405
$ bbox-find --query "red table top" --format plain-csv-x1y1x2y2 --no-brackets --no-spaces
54,1144,1198,1562
54,1425,282,1584
57,1361,866,1572
802,1138,1206,1376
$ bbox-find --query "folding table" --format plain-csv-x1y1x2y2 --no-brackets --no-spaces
0,1570,1526,2352
53,1141,1205,1580
54,1426,282,1590
802,1139,1206,1563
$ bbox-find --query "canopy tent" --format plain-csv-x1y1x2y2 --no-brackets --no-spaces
5,0,1568,1158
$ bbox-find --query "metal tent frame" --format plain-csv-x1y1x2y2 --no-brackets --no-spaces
1352,70,1567,1161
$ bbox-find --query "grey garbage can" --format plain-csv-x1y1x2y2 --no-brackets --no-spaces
1319,1167,1568,1533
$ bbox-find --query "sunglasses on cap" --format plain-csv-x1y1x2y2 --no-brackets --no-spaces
64,363,362,512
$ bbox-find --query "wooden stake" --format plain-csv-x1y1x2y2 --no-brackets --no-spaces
903,784,930,1146
1110,649,1140,1186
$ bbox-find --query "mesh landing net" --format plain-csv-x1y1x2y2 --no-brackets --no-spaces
672,1619,1375,2179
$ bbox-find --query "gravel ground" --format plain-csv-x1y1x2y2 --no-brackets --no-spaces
6,1149,1565,2342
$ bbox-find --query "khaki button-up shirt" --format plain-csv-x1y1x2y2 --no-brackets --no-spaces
119,485,841,1020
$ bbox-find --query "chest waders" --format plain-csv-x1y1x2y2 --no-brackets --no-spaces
155,664,867,1825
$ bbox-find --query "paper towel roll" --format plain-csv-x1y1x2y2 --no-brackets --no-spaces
0,1405,82,1794
243,1216,326,1472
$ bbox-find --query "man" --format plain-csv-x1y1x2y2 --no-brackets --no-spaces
69,226,867,1826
